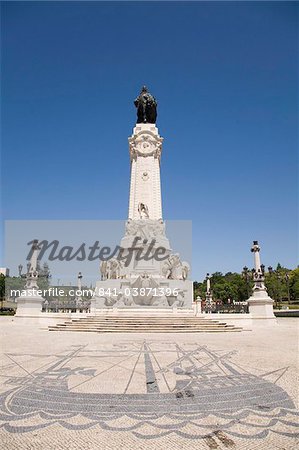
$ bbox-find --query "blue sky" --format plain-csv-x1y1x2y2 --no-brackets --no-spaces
1,1,298,282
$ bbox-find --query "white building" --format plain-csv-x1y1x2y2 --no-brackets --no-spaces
0,268,9,276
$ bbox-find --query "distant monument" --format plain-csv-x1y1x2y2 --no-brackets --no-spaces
15,240,45,316
247,241,276,321
205,273,213,313
92,87,193,312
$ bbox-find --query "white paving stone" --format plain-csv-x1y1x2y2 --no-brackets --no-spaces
0,317,298,449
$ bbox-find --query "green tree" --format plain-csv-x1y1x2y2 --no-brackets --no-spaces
289,268,299,302
264,264,291,304
194,265,298,304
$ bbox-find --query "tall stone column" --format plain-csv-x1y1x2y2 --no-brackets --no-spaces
247,241,276,321
205,273,213,313
128,123,163,220
120,121,171,278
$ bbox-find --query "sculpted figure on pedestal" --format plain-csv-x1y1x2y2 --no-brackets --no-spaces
106,258,122,280
138,202,149,219
150,220,165,237
100,260,108,281
181,262,190,281
134,86,157,124
125,219,165,241
162,254,180,279
173,290,185,307
162,257,172,279
125,219,139,236
162,254,189,280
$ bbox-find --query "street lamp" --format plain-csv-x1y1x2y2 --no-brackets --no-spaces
44,299,49,313
242,266,251,297
18,264,23,277
267,266,276,307
285,272,291,304
242,266,257,298
267,266,283,309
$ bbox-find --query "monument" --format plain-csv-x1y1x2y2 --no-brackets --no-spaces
15,240,45,316
75,272,83,313
92,87,193,312
205,273,213,313
247,241,276,320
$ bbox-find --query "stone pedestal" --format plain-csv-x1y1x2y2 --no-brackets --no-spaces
15,240,46,317
195,296,202,315
15,289,44,317
248,290,276,319
92,278,193,311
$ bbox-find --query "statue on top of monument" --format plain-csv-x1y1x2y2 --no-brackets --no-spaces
134,86,157,124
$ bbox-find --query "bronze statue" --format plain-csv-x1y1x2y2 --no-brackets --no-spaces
134,86,157,124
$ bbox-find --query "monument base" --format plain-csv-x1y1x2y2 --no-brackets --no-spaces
15,290,45,317
92,278,193,312
247,289,276,321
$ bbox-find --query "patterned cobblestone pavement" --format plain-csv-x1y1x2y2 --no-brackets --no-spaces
0,317,298,449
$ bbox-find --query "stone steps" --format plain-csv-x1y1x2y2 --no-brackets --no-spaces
70,319,219,323
49,316,243,333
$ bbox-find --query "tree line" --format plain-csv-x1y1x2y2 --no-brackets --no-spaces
194,264,299,304
1,263,298,305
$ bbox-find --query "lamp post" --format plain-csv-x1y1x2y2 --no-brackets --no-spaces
242,265,261,298
268,266,291,309
242,266,251,297
44,299,49,313
268,266,278,308
285,272,291,305
277,273,282,309
18,264,23,277
76,272,83,313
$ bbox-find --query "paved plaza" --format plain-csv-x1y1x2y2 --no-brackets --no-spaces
0,317,298,449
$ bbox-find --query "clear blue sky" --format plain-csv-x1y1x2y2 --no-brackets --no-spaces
1,1,298,281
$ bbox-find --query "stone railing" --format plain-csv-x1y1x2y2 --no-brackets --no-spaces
42,300,91,314
203,302,249,314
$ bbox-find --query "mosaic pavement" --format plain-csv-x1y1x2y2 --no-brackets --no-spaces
0,317,298,449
